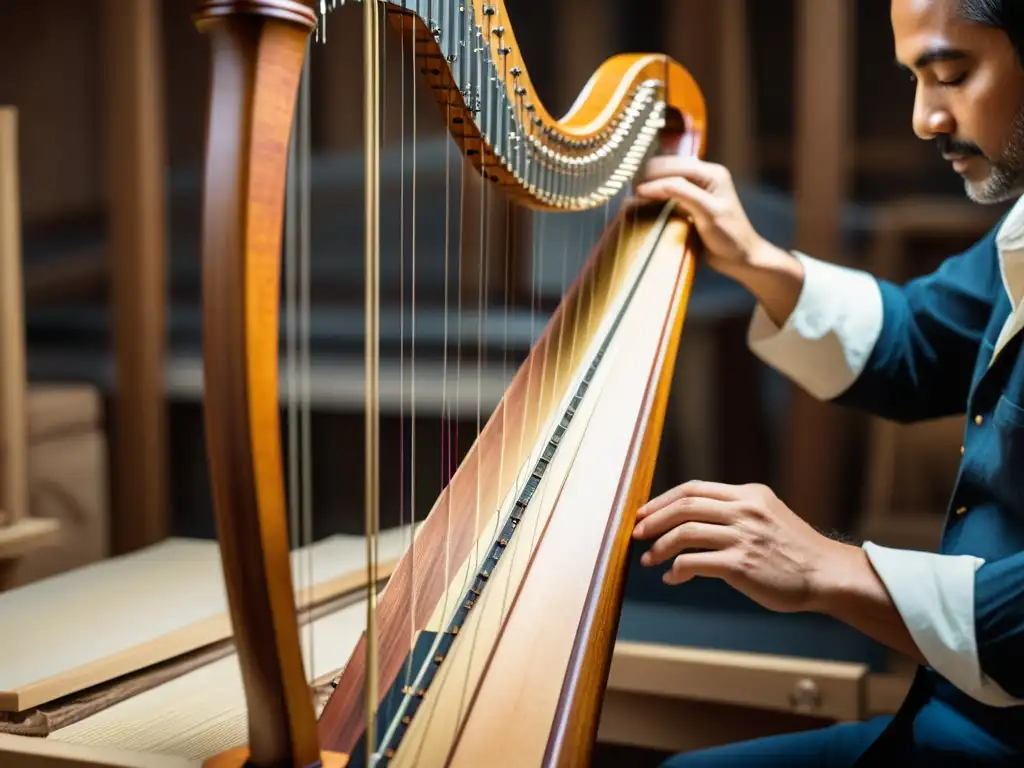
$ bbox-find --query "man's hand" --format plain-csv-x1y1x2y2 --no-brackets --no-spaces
634,157,766,274
633,479,927,664
634,157,805,328
632,480,841,613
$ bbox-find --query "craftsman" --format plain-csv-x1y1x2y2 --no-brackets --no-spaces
633,0,1024,764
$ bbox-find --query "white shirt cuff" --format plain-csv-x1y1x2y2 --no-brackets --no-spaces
747,252,884,400
863,541,1024,707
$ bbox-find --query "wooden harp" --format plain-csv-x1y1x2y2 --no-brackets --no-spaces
194,1,706,766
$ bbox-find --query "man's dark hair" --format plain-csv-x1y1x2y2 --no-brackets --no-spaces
959,0,1024,66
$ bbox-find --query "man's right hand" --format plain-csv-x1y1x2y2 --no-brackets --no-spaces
634,155,765,275
635,155,805,328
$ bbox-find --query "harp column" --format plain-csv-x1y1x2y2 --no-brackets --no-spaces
193,2,338,766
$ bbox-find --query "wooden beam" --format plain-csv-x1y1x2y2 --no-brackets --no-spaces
717,0,754,179
783,0,854,530
663,0,752,174
0,107,27,532
102,0,169,553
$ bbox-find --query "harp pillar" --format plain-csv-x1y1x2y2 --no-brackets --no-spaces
193,2,347,766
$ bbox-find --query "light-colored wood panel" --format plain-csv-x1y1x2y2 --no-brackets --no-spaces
27,386,103,443
0,517,61,561
0,532,408,713
608,641,866,722
443,218,693,766
597,689,837,755
0,734,198,768
46,603,371,760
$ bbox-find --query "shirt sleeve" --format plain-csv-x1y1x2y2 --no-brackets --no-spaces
747,252,884,401
863,542,1024,707
972,549,1024,700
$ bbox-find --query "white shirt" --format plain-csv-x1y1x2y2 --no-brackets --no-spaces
746,193,1024,708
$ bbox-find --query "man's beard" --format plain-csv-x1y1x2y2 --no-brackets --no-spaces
962,106,1024,204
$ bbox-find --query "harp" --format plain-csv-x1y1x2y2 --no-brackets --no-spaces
195,1,706,766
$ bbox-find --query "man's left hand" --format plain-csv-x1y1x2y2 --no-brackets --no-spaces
632,480,842,614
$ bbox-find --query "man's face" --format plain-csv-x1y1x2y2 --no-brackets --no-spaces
892,0,1024,203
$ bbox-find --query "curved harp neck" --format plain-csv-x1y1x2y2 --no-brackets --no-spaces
368,0,703,212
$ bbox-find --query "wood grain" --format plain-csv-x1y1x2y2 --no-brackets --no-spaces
440,213,692,768
192,2,321,766
0,733,198,768
317,203,659,756
382,221,658,764
547,223,698,768
192,0,711,762
383,3,707,211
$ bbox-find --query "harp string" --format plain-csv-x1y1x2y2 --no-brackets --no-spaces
440,91,453,719
397,0,408,700
339,0,644,757
398,207,629,766
409,0,419,695
364,0,382,758
377,0,387,641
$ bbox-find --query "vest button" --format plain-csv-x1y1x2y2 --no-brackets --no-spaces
974,414,984,425
960,445,966,455
956,506,968,515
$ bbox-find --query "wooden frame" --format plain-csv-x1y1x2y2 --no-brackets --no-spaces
0,636,911,766
0,107,61,589
598,642,910,755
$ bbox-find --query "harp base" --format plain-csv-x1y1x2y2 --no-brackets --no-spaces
203,747,349,768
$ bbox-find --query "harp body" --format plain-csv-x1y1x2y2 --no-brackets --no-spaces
192,1,707,766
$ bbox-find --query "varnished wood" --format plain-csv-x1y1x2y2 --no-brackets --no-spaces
0,107,62,590
194,0,709,764
202,747,349,768
607,641,866,722
193,2,321,766
432,212,692,768
547,223,699,768
318,201,660,757
384,2,706,210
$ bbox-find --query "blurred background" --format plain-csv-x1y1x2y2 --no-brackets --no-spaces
0,0,1000,762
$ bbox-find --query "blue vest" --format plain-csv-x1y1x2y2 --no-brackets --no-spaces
835,221,1024,757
